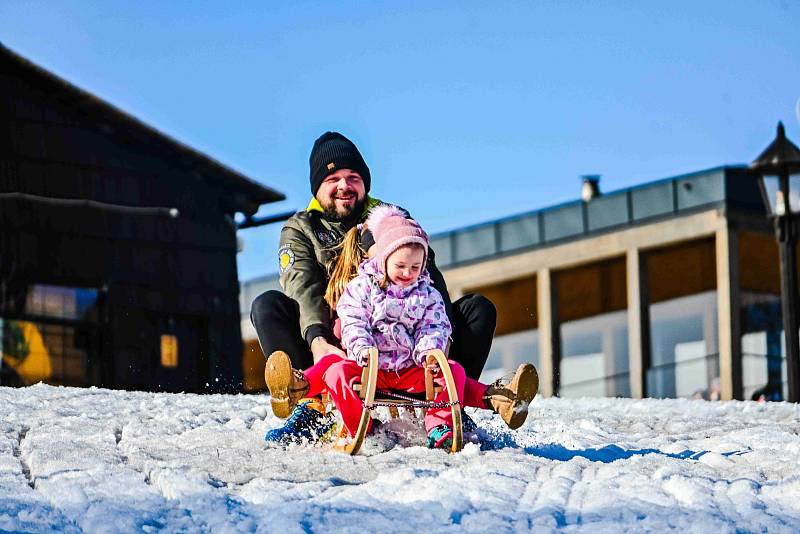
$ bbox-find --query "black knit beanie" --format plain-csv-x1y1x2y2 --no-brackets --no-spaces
309,132,371,196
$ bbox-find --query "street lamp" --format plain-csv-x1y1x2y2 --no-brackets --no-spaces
750,121,800,402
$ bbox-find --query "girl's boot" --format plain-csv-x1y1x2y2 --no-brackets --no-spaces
483,363,538,429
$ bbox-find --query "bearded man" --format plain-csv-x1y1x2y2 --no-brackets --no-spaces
250,131,497,442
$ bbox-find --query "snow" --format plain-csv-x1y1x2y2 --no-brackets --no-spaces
2,384,800,533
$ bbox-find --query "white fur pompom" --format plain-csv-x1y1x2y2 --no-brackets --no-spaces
366,203,406,234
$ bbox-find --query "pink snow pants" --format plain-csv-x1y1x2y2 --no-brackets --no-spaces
304,354,487,437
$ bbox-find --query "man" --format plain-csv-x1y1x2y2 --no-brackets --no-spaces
250,131,497,442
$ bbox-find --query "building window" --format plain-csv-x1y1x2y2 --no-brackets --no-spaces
1,319,93,386
740,293,786,401
739,232,786,401
25,284,100,321
646,238,718,399
559,310,630,397
648,291,719,398
1,284,102,387
556,257,629,398
160,334,179,368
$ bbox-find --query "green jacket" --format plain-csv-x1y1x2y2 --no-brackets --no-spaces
278,196,452,346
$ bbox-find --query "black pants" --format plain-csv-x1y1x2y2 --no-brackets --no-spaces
250,290,496,380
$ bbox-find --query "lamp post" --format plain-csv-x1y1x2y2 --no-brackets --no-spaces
750,122,800,402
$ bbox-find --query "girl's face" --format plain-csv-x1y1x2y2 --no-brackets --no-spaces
386,245,425,288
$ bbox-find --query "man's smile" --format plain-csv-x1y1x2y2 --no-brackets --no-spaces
334,192,356,204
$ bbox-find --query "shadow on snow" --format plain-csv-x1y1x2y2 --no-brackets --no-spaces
475,429,751,464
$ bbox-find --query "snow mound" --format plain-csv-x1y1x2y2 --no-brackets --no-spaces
2,384,800,532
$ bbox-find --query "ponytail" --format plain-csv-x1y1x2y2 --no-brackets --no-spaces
325,226,365,309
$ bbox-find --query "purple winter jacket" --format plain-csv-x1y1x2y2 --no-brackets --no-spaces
337,258,452,372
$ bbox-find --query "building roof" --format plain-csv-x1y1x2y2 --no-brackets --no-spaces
427,165,763,269
1,43,285,215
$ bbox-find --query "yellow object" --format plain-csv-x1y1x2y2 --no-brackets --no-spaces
306,197,325,213
1,321,52,385
242,339,266,392
280,252,291,270
160,334,179,368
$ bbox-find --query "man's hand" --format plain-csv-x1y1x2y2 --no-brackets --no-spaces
310,336,345,363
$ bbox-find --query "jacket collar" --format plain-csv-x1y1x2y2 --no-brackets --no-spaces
306,197,325,213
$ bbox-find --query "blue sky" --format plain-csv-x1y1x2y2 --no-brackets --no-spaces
1,1,798,281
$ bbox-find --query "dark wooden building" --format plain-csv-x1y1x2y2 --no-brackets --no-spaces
0,44,284,393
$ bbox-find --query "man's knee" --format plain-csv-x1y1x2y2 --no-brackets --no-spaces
471,293,497,320
250,290,291,325
456,293,497,327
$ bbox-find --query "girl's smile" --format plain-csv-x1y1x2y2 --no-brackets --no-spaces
386,245,425,288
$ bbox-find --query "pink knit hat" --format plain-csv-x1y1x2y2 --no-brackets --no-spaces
366,204,429,273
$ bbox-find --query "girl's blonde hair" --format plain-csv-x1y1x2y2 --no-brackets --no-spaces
326,227,429,309
325,226,366,310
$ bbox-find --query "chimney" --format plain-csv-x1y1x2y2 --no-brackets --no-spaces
581,175,601,202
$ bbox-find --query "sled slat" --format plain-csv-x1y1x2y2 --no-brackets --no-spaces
426,350,463,453
334,347,378,455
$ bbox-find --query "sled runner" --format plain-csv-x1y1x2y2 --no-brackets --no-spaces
332,347,463,455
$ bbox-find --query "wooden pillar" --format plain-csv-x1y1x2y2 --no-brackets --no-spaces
716,225,743,400
626,248,650,398
537,268,559,397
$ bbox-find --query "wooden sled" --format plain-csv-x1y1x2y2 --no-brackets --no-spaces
332,347,463,455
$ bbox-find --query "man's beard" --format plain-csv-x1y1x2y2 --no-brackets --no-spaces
322,196,366,224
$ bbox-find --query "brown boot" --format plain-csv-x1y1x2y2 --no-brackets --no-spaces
484,363,539,430
265,351,309,419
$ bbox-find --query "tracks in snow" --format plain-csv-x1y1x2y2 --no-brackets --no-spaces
12,425,34,489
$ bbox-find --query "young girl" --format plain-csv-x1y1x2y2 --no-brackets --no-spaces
266,205,538,449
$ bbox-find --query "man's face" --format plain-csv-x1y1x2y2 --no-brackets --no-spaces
316,168,366,222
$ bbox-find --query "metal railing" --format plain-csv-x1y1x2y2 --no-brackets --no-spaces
558,353,720,398
558,351,787,400
558,368,632,398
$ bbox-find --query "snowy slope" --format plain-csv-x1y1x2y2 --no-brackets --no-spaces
2,384,800,533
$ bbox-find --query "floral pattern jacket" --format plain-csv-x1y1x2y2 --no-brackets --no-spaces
336,258,452,372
